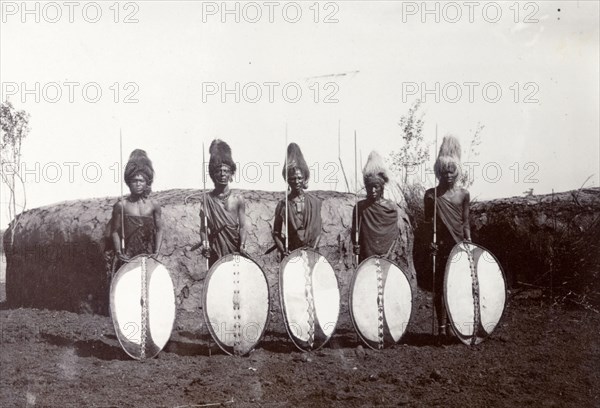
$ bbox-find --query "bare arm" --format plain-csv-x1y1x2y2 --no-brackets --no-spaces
237,195,248,252
462,190,471,241
424,190,438,253
351,204,358,246
111,201,128,261
196,204,211,259
153,200,164,255
395,203,404,237
313,198,323,249
199,205,208,245
272,201,286,255
423,190,434,222
110,201,122,253
351,203,363,257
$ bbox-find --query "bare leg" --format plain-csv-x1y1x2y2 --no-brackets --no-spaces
435,248,451,339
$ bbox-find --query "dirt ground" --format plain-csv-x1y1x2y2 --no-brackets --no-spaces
1,289,599,408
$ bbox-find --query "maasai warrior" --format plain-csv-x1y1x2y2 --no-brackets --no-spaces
424,135,472,337
272,143,322,257
111,149,163,267
351,151,400,263
198,139,248,267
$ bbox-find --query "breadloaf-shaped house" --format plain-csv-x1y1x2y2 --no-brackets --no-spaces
3,189,415,333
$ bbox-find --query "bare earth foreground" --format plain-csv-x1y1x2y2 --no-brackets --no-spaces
1,289,598,408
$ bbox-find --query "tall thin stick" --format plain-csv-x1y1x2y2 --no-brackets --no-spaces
284,123,289,253
359,150,363,174
338,120,350,192
354,130,359,267
119,129,125,253
432,124,438,336
202,142,209,270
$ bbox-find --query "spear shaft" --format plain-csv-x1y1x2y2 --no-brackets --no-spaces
354,130,359,267
338,120,350,193
432,124,438,336
284,124,289,253
119,129,125,253
202,142,209,269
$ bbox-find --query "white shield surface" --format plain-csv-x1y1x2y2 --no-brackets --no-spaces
110,256,176,360
280,248,340,351
350,256,413,350
203,254,270,356
445,243,507,345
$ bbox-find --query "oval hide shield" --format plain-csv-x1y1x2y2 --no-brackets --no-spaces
110,255,176,360
279,248,340,352
444,242,507,346
350,256,413,350
203,253,270,356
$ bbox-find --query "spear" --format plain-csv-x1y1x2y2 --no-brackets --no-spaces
119,129,125,254
338,120,350,193
202,142,209,270
284,123,289,254
432,124,438,336
354,130,359,267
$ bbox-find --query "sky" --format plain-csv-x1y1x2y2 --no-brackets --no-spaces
1,0,599,229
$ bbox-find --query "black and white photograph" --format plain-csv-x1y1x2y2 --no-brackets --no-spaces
1,1,599,406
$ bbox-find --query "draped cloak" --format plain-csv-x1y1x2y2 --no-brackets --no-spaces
203,193,240,265
274,192,322,251
436,194,466,244
352,199,399,263
424,188,466,249
424,188,468,320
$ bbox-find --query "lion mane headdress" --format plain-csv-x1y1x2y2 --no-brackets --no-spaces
124,149,154,197
362,151,389,186
282,143,310,188
208,139,236,182
434,135,462,180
